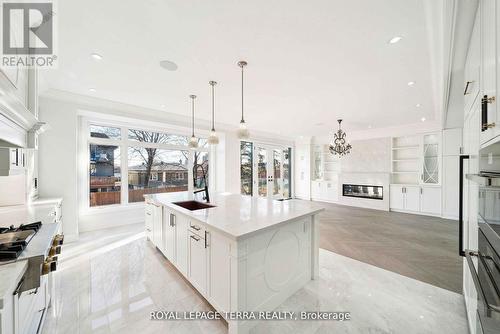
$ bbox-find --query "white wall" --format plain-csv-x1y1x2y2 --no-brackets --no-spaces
338,138,391,173
38,98,79,240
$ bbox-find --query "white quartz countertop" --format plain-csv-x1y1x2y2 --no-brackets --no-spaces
145,192,324,240
0,198,60,228
0,260,27,310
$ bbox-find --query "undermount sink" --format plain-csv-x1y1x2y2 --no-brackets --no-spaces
172,200,216,211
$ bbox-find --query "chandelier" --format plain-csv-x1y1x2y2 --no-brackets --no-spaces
329,119,352,156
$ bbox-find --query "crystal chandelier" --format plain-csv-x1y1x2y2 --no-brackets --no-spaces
329,119,352,156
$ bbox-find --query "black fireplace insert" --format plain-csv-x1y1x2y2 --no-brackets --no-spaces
342,184,383,200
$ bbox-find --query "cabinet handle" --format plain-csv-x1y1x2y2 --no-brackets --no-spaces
204,231,209,248
464,81,473,95
420,187,423,194
146,213,151,216
170,213,176,227
485,123,496,129
190,235,200,242
190,224,201,231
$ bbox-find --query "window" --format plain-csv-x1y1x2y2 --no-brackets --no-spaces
90,125,121,140
128,147,188,203
194,151,209,192
89,145,121,206
240,141,253,195
283,148,291,198
87,122,210,208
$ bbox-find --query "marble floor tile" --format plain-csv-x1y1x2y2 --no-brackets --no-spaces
42,224,468,334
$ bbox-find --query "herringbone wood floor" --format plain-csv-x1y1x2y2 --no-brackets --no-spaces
318,202,462,293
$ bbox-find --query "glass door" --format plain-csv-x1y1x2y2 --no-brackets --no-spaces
253,145,288,199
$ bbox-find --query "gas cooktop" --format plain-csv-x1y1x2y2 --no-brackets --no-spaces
0,222,42,261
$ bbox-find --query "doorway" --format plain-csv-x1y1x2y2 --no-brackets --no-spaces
253,144,291,199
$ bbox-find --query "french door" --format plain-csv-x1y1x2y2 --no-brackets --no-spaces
253,144,289,199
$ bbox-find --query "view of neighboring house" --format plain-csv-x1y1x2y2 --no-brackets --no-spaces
128,161,188,189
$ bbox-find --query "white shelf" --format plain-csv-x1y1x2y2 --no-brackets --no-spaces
392,159,419,162
392,145,419,150
392,171,419,174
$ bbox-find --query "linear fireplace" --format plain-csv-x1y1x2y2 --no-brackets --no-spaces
342,184,383,200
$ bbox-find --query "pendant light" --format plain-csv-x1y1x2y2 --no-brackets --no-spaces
236,60,250,139
188,94,198,149
207,81,219,145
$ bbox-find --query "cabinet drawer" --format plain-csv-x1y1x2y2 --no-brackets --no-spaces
188,221,205,236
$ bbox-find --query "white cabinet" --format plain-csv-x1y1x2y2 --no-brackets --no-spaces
294,141,311,200
163,210,176,261
150,203,163,250
145,203,154,240
405,186,421,212
464,8,481,116
390,185,441,216
389,185,419,212
188,230,208,295
443,128,463,156
175,214,188,276
208,231,231,313
480,0,497,145
389,185,405,210
311,179,339,203
442,156,460,219
420,187,442,215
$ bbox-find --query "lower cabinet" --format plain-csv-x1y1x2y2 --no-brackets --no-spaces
163,211,176,261
188,230,208,295
175,214,188,276
208,231,231,313
420,186,442,215
389,184,441,216
146,204,233,314
311,180,338,202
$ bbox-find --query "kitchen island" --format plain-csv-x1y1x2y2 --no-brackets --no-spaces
144,192,324,334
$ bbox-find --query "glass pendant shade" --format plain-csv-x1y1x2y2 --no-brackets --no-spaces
208,129,219,145
188,135,198,149
237,120,249,139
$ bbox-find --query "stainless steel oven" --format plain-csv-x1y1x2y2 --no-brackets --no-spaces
464,172,500,333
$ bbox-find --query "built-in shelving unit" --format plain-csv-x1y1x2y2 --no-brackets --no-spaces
391,135,420,184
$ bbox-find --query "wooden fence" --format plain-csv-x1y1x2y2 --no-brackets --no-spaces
90,186,188,207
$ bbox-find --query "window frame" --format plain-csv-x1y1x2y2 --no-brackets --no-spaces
82,118,211,212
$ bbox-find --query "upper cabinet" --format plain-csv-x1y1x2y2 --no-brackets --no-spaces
464,8,481,117
391,133,441,185
0,66,39,148
468,0,500,147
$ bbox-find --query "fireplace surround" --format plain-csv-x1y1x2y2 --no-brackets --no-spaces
342,184,383,200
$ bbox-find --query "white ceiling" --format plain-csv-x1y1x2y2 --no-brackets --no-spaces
41,0,443,137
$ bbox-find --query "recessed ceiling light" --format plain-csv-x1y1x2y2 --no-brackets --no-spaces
90,53,103,60
416,103,421,108
389,36,402,44
368,125,372,129
407,81,415,86
421,117,426,122
89,88,96,92
160,104,166,108
160,60,178,71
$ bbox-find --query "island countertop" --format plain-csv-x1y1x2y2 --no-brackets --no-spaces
144,192,324,240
